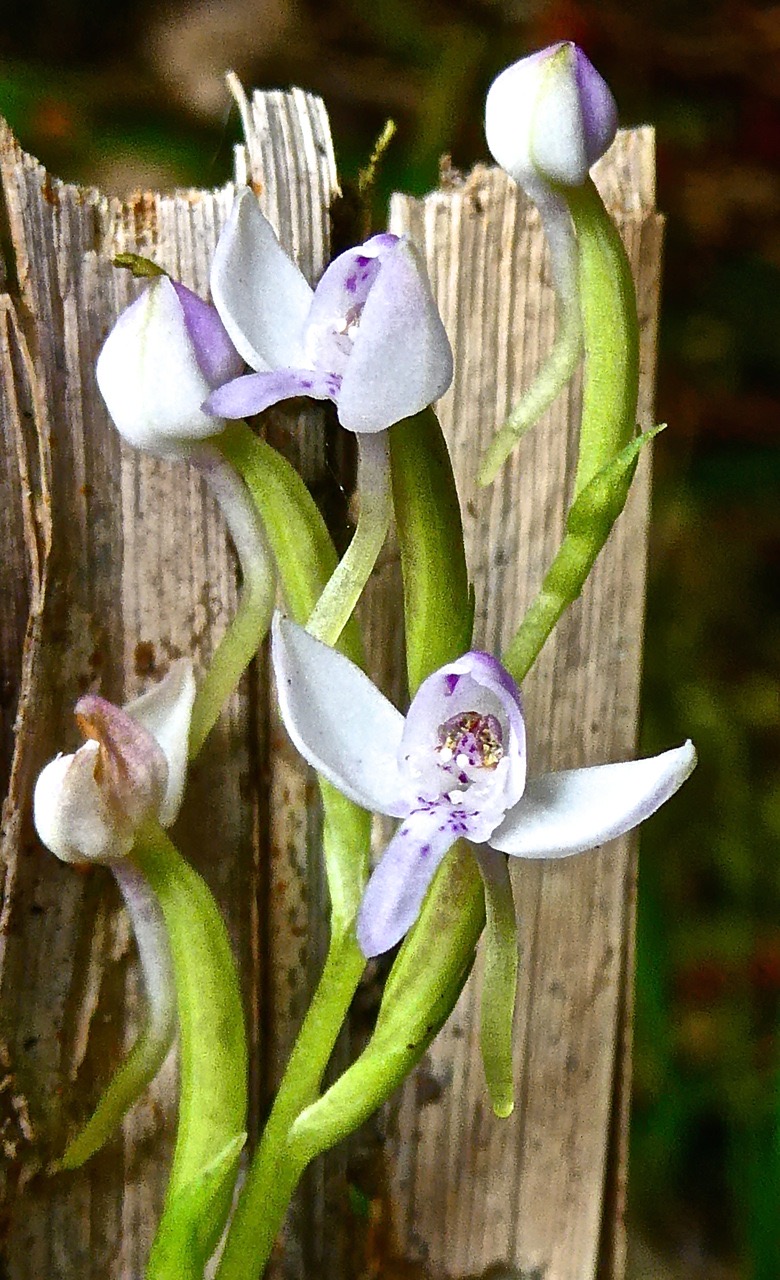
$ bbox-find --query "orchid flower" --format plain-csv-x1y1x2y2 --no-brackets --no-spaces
96,275,244,457
272,615,696,958
206,187,454,647
33,663,196,1168
205,187,452,434
96,276,276,753
480,43,619,483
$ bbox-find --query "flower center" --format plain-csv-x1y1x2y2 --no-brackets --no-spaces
435,711,504,802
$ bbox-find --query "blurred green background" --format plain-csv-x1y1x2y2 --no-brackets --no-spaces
1,1,778,1276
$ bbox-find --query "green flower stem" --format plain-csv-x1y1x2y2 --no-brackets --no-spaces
479,299,582,486
59,861,177,1170
188,446,277,758
216,421,364,667
475,847,518,1119
212,419,373,1274
215,420,371,923
479,187,583,486
501,176,641,685
567,178,639,496
214,927,366,1280
306,431,392,647
132,820,248,1278
388,407,473,694
288,843,484,1164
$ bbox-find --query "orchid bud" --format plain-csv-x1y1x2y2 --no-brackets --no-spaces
34,662,196,865
485,42,617,191
96,276,244,456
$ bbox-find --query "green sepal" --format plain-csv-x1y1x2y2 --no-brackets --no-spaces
145,1133,246,1280
388,407,474,694
132,822,248,1270
476,848,518,1118
502,425,662,684
112,253,167,279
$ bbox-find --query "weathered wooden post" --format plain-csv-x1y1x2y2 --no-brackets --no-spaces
0,88,660,1280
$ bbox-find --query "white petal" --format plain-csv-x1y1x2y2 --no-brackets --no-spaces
489,741,697,858
96,277,222,453
210,188,312,372
125,660,196,826
529,47,589,186
336,239,453,433
34,743,134,864
271,615,407,816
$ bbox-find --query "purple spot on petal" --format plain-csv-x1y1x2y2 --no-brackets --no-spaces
444,674,460,696
419,844,430,857
301,378,312,390
344,272,358,294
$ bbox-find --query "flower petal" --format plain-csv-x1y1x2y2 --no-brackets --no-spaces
488,740,697,858
357,803,460,956
74,695,169,827
336,238,453,433
34,742,135,864
205,368,340,420
573,46,619,167
485,42,617,189
399,650,526,815
210,188,312,371
271,615,407,816
96,277,222,453
171,282,244,388
124,660,197,826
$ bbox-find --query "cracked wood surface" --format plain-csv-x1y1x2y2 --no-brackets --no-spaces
0,91,660,1280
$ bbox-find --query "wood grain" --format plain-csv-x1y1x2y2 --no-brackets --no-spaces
0,91,338,1279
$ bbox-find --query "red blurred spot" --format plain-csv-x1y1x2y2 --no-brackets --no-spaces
30,98,76,142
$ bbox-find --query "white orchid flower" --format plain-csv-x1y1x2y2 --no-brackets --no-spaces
33,663,196,1168
34,661,196,864
96,276,244,456
204,188,453,434
272,616,696,957
485,41,617,196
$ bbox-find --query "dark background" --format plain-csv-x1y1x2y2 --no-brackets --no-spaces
1,1,778,1276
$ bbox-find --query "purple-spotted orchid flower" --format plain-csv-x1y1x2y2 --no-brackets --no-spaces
33,664,196,1167
204,188,453,433
272,616,696,957
96,276,244,457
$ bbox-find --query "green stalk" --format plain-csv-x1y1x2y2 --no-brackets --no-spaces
306,431,392,648
502,176,641,685
476,848,518,1118
132,821,247,1278
212,420,373,1275
388,407,473,694
214,929,365,1280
